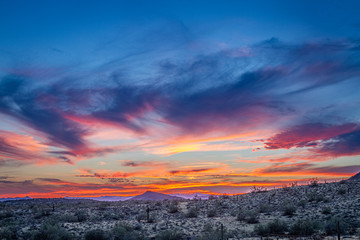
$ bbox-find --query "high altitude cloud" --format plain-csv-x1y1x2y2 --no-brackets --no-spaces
1,38,360,166
0,75,87,150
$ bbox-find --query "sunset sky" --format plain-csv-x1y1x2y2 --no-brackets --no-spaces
1,0,360,198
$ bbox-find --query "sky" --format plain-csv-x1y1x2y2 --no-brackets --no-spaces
1,0,360,198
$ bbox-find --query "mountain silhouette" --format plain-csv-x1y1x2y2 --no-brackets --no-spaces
348,171,360,181
129,191,184,201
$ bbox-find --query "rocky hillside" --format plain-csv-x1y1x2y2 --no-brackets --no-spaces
348,171,360,181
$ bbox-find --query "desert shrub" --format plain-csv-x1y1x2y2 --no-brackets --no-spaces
283,203,296,216
168,204,178,213
309,178,319,187
112,222,142,240
208,195,218,200
324,217,348,235
298,199,307,208
207,208,217,217
259,202,272,214
338,188,347,195
307,193,324,202
31,222,73,240
196,223,232,240
290,218,320,236
84,229,110,240
0,225,17,240
135,212,155,223
0,210,13,220
156,229,184,240
237,209,259,224
185,207,198,218
250,186,268,193
59,213,78,222
75,210,87,222
321,207,331,214
136,213,147,221
254,219,288,236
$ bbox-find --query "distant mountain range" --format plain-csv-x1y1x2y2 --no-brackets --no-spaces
0,196,32,202
3,172,359,202
0,191,186,202
64,196,132,201
169,192,212,200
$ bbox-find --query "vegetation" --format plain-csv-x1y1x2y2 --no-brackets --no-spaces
289,219,321,236
0,180,359,239
255,218,288,236
156,229,184,240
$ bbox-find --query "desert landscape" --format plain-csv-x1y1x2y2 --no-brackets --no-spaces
1,1,360,240
1,175,359,240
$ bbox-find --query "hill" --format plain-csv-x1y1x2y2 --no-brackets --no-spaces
348,171,360,181
129,191,184,201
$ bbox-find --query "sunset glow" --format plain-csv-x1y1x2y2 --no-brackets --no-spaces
1,0,360,198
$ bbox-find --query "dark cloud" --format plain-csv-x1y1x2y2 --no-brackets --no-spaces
315,130,360,157
255,162,360,176
265,123,359,150
35,178,63,183
169,168,216,175
264,122,360,159
0,75,87,150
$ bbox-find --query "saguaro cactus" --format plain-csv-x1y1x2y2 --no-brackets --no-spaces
146,207,150,222
221,223,224,240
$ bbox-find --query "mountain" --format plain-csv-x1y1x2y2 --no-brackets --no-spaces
169,192,213,200
64,196,131,201
0,196,32,202
348,172,360,181
129,191,184,201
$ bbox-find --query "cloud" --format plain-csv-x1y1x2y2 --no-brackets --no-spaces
252,162,360,177
0,130,69,165
263,123,360,159
169,168,219,175
0,75,88,150
265,123,359,150
1,37,360,167
315,130,360,157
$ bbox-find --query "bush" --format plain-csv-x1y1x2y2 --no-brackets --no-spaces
338,188,347,195
290,219,320,236
197,223,232,240
168,204,178,214
322,207,331,214
112,223,142,240
75,210,87,222
0,225,17,240
31,222,74,240
156,229,184,240
283,203,296,216
308,178,319,187
186,207,198,218
324,217,348,235
298,199,306,208
258,202,272,214
0,210,14,220
84,229,110,240
254,219,288,236
207,208,217,217
237,209,259,224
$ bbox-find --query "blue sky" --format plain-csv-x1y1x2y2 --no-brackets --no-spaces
1,0,360,197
